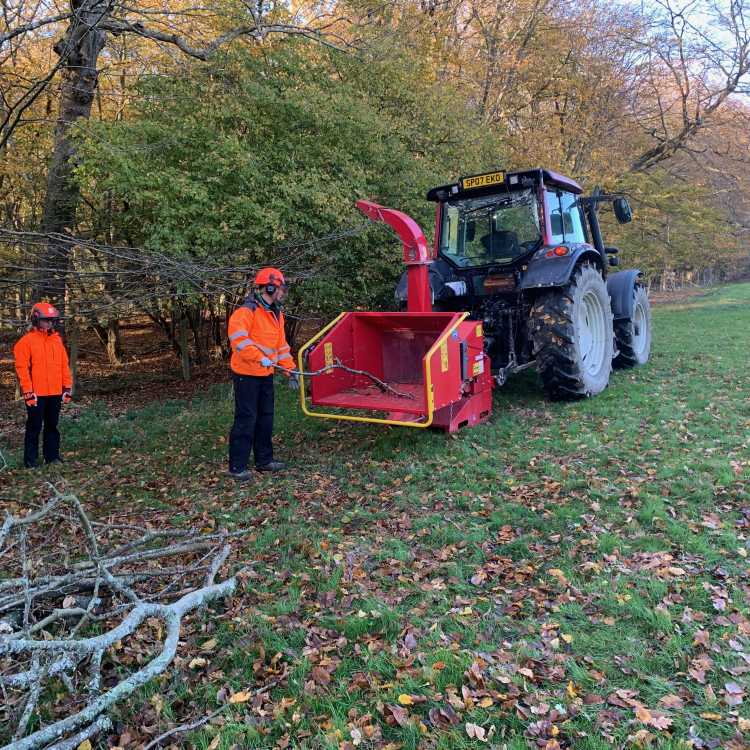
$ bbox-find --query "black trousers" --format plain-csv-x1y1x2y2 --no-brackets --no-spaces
24,395,62,467
228,374,274,471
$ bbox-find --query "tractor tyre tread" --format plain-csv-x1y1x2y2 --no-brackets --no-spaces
529,263,613,401
613,284,652,368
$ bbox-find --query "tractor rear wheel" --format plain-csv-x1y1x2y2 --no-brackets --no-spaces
530,262,614,400
614,284,651,368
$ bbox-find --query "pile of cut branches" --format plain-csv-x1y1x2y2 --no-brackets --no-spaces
0,488,245,749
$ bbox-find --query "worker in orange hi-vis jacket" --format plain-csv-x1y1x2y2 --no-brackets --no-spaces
226,268,297,482
13,302,73,468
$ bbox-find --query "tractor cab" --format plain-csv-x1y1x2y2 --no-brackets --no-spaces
429,168,587,276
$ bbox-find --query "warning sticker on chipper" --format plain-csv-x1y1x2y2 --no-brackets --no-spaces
472,360,484,376
440,341,449,372
324,342,334,370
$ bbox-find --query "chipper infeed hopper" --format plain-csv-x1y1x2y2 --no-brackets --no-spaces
298,200,493,432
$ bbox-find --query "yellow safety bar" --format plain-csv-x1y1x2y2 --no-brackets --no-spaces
297,312,469,428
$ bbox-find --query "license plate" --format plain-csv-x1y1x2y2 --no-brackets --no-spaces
461,170,505,190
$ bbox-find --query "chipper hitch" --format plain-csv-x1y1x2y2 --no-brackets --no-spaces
298,200,493,433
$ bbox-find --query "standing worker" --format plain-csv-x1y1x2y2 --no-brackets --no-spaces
226,268,299,481
13,302,73,468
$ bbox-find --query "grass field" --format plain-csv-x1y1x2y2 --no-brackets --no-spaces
3,283,750,749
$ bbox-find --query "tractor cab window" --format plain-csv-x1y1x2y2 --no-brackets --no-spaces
439,188,541,268
547,189,586,244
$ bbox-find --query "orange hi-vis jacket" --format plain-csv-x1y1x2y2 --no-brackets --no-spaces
14,329,73,397
228,296,295,377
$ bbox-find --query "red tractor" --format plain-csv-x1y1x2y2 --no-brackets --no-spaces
299,168,652,432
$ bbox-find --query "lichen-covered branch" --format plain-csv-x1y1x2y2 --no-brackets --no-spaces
0,489,244,750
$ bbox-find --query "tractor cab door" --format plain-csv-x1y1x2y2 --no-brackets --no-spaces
544,188,588,246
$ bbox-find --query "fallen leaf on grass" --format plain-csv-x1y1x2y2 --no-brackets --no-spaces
608,688,640,708
635,705,652,723
201,637,218,652
465,722,493,742
470,570,487,585
693,630,710,647
583,694,605,705
666,566,687,576
689,666,707,684
188,657,207,669
724,681,745,706
150,693,164,715
229,690,252,704
383,704,410,727
648,714,673,730
628,728,655,746
635,705,673,730
658,694,684,710
428,704,460,728
712,596,728,612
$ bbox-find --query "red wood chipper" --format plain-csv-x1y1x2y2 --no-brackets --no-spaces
297,199,494,433
298,168,650,433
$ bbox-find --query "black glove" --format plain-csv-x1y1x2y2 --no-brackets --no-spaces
62,387,72,404
288,373,300,391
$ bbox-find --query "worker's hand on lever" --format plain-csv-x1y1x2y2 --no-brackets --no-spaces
23,391,37,408
62,387,72,404
260,356,273,367
287,373,300,391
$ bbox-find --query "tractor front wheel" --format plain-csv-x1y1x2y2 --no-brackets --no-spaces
614,284,652,368
530,262,614,400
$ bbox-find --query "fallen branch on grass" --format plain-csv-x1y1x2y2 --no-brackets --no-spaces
0,490,245,750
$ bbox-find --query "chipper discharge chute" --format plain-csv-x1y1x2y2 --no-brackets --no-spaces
298,200,493,433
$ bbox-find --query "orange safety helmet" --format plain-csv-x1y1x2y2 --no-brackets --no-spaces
30,302,61,326
254,267,287,293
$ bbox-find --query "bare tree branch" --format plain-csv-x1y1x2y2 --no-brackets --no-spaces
0,490,244,750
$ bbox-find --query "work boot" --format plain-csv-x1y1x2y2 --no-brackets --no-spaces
256,460,286,472
228,468,254,482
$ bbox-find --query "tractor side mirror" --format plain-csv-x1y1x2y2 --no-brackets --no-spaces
613,197,632,224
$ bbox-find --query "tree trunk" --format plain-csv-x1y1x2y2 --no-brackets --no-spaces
105,320,123,365
35,1,108,308
187,306,206,365
93,320,123,365
179,312,191,381
68,318,79,397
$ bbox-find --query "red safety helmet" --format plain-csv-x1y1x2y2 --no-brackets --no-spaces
30,302,61,326
254,267,287,293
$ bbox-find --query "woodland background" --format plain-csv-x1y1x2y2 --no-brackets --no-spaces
1,0,749,375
